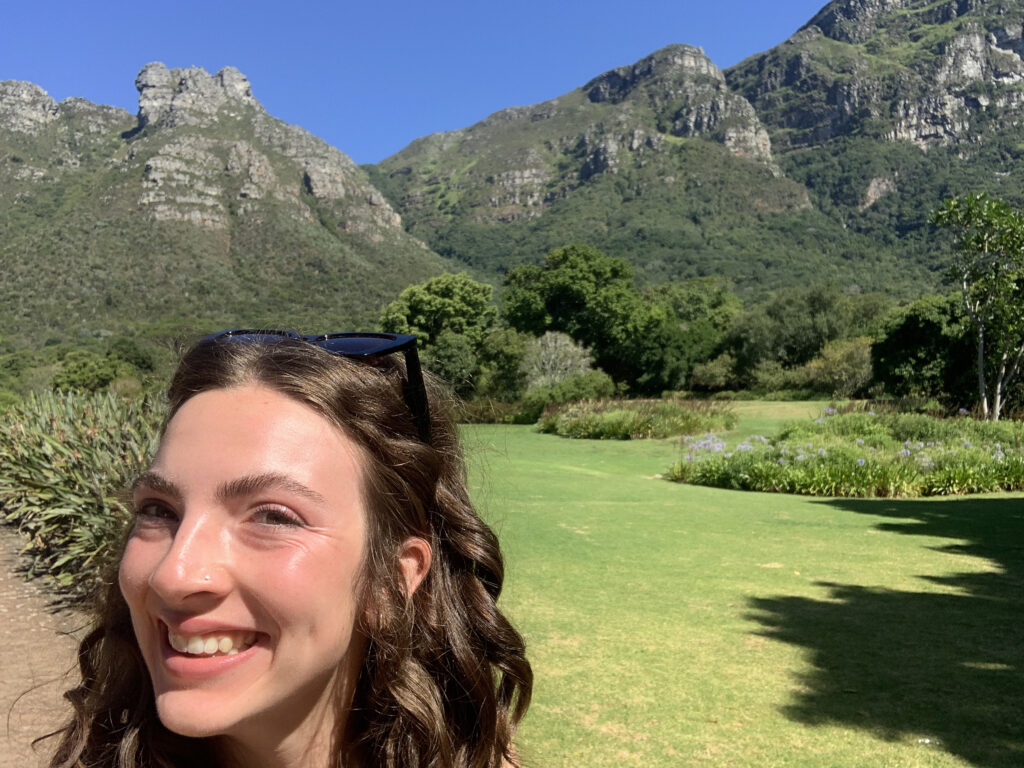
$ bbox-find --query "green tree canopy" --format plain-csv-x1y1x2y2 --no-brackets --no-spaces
380,272,520,398
379,272,498,347
502,244,693,393
933,193,1024,420
871,293,975,405
727,285,893,385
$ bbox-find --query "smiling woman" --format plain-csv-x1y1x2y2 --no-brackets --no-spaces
43,333,532,768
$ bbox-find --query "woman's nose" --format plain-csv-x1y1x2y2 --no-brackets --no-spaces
148,513,230,602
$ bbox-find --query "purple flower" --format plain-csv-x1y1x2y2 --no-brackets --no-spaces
899,448,911,458
857,458,866,466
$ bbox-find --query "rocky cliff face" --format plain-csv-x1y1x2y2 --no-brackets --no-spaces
728,0,1024,149
0,82,60,134
376,44,783,233
584,45,774,164
124,63,402,236
0,66,449,339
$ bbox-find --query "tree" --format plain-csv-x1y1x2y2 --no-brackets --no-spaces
933,194,1024,420
475,327,529,402
644,278,743,374
503,244,635,340
520,331,596,391
502,244,691,394
380,273,506,397
726,285,893,389
803,337,873,397
380,272,498,347
871,293,975,405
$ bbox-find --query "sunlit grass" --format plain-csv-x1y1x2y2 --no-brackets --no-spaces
466,412,1024,767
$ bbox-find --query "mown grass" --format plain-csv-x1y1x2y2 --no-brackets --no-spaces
465,405,1024,767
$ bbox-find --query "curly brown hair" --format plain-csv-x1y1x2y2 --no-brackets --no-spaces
45,337,532,767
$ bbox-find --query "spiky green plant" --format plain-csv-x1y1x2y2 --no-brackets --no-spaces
0,390,164,600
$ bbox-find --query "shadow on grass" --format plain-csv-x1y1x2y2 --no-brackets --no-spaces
746,496,1024,768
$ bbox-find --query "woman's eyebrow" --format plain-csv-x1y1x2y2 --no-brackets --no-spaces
131,471,181,500
216,472,327,505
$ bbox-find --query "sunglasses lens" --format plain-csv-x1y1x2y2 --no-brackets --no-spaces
312,334,405,356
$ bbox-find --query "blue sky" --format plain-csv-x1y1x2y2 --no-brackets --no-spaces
3,1,827,164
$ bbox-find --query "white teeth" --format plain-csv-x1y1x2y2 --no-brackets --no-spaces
167,630,256,657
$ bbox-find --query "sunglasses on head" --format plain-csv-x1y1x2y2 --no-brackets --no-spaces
200,329,431,443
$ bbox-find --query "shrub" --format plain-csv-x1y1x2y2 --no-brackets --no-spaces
0,390,164,600
520,331,595,390
801,336,873,397
514,369,617,423
538,398,736,440
51,349,126,392
668,408,1024,498
689,352,738,392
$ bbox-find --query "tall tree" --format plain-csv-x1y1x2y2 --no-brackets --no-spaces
502,244,690,393
871,293,975,406
933,194,1024,420
379,272,500,396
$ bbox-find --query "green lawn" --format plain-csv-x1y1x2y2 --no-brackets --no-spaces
464,407,1024,767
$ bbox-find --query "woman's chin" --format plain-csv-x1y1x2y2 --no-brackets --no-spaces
155,693,231,738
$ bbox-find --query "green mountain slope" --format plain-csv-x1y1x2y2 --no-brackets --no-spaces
0,64,451,344
370,0,1024,298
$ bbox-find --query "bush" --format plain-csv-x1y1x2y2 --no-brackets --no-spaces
514,369,617,423
538,398,736,440
689,352,738,392
667,408,1024,498
520,331,595,390
51,349,125,392
0,390,164,600
801,336,873,397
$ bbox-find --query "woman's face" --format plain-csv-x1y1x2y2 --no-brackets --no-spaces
119,384,369,753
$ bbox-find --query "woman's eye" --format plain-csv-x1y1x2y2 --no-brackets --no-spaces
252,505,305,527
133,500,178,523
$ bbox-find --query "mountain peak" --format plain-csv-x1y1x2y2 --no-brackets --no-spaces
0,80,58,134
135,62,263,130
583,44,722,104
802,0,909,43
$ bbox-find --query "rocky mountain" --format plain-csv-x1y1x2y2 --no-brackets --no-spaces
7,0,1024,348
728,0,1024,148
369,0,1024,298
0,63,449,343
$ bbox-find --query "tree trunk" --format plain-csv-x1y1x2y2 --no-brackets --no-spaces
977,323,990,419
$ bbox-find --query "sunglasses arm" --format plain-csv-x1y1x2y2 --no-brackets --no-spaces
402,346,432,443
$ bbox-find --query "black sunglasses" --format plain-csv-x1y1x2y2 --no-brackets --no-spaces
200,329,431,443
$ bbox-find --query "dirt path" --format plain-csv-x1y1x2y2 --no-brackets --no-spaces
0,530,82,768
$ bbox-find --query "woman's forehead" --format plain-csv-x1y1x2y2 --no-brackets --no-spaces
156,384,365,488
